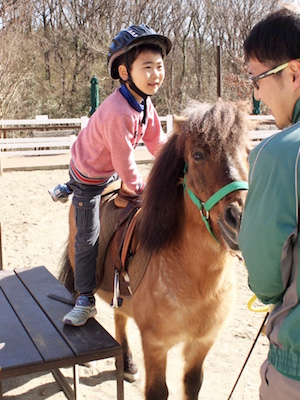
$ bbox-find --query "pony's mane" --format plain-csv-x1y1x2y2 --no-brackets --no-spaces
139,132,185,253
178,98,251,159
139,98,251,253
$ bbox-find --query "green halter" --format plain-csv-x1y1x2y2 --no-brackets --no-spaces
182,164,248,242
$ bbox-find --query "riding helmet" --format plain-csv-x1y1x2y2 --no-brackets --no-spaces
108,24,172,80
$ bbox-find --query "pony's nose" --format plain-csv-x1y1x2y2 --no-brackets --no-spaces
223,204,242,230
218,204,243,250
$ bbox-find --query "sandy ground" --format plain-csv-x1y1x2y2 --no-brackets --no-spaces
0,165,269,400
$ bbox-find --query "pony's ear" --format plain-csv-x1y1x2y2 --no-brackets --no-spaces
236,99,251,114
173,115,186,134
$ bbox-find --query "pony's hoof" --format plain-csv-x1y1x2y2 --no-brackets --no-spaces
124,370,139,382
124,359,139,382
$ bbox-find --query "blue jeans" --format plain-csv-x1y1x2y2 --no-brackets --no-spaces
67,172,118,294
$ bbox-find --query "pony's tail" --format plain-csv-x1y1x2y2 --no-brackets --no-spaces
58,244,77,296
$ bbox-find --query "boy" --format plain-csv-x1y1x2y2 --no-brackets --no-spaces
239,9,300,399
49,24,171,326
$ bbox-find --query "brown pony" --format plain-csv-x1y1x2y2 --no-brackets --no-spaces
59,98,250,400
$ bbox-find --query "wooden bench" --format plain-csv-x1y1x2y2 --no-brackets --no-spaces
0,266,124,400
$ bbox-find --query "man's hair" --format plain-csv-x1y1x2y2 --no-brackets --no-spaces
244,9,300,66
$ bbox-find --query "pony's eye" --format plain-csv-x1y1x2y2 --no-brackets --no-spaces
192,151,204,161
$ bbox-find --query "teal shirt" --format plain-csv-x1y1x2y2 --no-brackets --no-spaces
239,98,300,379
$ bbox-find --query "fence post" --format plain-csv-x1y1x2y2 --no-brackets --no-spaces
81,116,89,129
70,134,77,148
0,151,2,176
166,115,173,135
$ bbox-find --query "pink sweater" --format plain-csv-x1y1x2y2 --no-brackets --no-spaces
71,89,167,193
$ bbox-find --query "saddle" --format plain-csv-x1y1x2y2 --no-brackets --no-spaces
98,184,149,308
112,187,142,274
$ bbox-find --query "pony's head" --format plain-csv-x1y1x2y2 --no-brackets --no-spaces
140,98,250,252
178,98,250,249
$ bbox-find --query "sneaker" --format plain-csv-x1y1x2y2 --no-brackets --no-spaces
63,295,97,326
48,183,72,203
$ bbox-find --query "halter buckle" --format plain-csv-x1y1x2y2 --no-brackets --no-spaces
200,207,209,220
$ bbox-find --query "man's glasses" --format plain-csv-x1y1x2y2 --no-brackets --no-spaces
249,59,300,90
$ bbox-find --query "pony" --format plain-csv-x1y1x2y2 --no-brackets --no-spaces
59,98,251,400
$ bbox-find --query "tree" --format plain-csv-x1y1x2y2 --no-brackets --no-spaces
0,0,295,118
0,1,38,118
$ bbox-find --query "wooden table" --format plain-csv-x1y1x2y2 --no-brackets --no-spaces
0,266,124,399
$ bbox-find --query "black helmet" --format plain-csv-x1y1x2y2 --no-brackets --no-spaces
108,24,172,79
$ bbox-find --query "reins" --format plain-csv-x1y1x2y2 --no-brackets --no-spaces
227,293,271,399
102,188,120,199
227,311,269,400
182,164,249,242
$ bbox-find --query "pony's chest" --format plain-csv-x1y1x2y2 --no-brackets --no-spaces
162,258,234,299
161,264,235,320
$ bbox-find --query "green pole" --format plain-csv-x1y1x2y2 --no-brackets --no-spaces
90,75,99,116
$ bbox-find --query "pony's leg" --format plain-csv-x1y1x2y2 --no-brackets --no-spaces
114,310,139,382
182,341,210,400
142,338,168,400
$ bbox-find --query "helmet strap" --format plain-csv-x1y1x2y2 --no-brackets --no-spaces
128,80,148,124
123,53,148,124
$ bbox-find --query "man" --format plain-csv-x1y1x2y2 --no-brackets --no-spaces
239,8,300,400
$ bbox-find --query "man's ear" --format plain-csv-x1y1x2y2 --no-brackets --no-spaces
289,60,300,88
118,64,128,81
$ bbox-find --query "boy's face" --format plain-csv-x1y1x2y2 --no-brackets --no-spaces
249,57,296,129
128,50,165,101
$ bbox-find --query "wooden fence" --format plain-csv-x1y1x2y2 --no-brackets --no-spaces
0,115,174,137
0,114,278,174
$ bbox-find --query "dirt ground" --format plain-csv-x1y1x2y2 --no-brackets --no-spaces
0,166,269,400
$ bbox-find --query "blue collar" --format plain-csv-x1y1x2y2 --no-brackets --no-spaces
119,84,144,113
